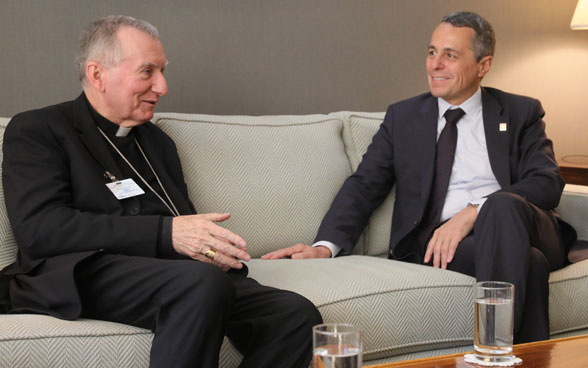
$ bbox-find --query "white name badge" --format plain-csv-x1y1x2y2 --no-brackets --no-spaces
106,179,145,200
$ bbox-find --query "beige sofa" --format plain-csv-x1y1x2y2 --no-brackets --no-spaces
1,112,587,367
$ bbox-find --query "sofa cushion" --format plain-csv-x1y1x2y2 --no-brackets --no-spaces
0,118,17,270
248,255,588,361
330,111,386,172
0,313,244,368
248,256,475,360
0,315,152,367
548,259,588,334
330,112,392,257
152,113,357,258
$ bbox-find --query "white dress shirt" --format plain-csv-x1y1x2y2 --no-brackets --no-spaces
315,88,501,257
437,88,501,221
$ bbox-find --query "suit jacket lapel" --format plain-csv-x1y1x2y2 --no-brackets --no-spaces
482,88,511,187
417,96,439,212
72,93,125,181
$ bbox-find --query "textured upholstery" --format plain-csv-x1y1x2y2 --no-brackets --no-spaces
330,112,394,257
248,256,475,360
0,118,17,270
1,112,588,367
248,255,588,360
548,256,588,334
0,315,152,368
557,184,588,241
152,113,352,258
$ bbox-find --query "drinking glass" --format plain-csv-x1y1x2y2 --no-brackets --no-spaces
473,281,515,363
313,323,362,368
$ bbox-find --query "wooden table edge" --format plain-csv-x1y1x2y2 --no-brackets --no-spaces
363,334,588,367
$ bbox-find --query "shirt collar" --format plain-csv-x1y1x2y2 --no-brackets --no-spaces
83,93,134,138
437,87,482,119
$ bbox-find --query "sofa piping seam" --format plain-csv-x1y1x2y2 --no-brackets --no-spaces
155,117,341,128
0,331,153,343
313,283,473,308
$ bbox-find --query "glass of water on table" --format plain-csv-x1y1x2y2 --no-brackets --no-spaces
473,281,515,363
313,323,362,368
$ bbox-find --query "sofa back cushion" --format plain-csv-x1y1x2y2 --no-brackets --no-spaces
0,118,18,270
331,112,392,257
152,113,358,258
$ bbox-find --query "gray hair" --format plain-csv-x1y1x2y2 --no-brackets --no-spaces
75,15,160,86
441,11,495,62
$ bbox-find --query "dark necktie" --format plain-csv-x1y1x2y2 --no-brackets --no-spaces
427,108,465,223
413,108,465,257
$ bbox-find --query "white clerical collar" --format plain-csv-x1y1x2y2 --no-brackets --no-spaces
115,126,133,137
437,87,483,119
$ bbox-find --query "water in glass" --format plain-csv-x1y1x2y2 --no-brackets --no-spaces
474,297,514,363
313,344,361,368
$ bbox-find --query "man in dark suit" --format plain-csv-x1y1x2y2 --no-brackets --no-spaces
0,15,321,368
263,11,574,343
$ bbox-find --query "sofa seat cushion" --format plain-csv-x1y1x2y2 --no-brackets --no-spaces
0,260,587,367
0,315,152,367
548,259,588,334
247,256,475,360
248,256,588,360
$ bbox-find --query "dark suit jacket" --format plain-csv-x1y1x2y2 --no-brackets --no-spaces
1,93,195,318
315,87,574,258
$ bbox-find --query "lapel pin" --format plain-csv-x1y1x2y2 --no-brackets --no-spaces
499,122,507,132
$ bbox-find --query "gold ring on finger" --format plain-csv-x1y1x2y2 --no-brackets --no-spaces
204,249,217,259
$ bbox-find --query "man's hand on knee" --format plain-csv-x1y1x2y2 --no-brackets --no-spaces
172,213,250,270
261,243,332,259
424,205,477,269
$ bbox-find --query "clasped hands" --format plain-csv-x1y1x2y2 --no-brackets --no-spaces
172,213,250,271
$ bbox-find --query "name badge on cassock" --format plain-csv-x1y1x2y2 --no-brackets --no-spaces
106,178,145,200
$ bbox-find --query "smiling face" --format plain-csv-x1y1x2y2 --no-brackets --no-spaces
426,22,492,105
88,26,168,126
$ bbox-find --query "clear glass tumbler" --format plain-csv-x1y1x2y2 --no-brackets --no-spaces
473,281,515,363
313,323,362,368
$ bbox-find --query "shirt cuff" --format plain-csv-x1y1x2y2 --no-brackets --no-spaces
468,198,488,215
312,241,341,258
157,216,175,257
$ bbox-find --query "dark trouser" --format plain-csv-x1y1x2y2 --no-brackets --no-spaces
75,254,322,368
426,192,566,344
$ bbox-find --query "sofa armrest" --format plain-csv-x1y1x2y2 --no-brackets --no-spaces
558,184,588,241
